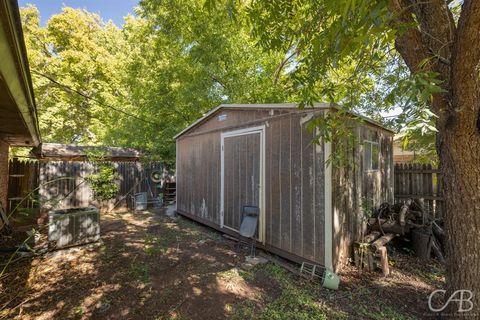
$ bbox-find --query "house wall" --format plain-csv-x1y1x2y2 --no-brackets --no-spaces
176,108,327,265
393,142,417,163
332,124,394,270
0,140,9,212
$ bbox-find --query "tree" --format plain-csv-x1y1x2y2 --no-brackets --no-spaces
21,6,127,144
245,0,480,316
20,3,290,163
109,0,289,162
85,151,120,203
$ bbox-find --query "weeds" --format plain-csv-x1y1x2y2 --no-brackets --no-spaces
74,306,84,316
231,263,347,320
144,230,180,255
357,304,414,320
131,263,150,283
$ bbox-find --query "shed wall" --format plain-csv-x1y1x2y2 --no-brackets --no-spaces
332,124,394,270
186,108,291,136
176,109,327,265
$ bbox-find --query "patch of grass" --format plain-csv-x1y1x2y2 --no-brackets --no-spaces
218,268,246,293
218,268,241,281
131,263,150,283
255,263,291,286
144,230,180,255
418,263,445,284
238,263,416,320
238,269,254,282
177,217,199,230
407,264,444,285
231,263,343,320
357,304,414,320
232,300,257,319
232,291,333,320
202,230,222,242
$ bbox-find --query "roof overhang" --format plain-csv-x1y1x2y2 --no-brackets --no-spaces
174,103,395,139
0,0,40,147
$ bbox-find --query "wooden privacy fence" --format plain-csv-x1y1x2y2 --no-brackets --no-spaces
7,159,39,211
8,158,166,213
394,163,443,218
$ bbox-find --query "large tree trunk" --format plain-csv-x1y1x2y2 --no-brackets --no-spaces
440,122,480,316
436,108,480,313
389,0,480,317
440,1,480,314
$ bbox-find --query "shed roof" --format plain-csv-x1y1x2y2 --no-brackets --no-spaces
174,103,395,139
33,143,142,161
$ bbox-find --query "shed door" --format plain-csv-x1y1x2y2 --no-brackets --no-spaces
221,127,264,242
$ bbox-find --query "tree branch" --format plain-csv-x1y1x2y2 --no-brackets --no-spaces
388,0,430,73
273,47,297,85
453,0,480,74
450,0,480,132
409,0,455,79
388,0,454,117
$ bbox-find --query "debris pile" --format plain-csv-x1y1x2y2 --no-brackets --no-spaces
355,199,445,276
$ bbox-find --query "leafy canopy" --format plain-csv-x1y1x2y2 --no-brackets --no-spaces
20,0,448,164
21,2,287,163
244,0,448,159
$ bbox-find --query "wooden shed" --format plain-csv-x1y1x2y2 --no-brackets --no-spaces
175,103,394,271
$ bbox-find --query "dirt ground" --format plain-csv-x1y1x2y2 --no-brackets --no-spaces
0,210,445,319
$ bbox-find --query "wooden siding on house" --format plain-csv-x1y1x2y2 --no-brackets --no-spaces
177,131,221,224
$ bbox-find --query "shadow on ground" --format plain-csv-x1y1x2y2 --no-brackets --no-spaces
0,209,444,319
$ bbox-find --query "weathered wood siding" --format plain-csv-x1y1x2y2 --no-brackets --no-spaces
186,108,291,136
177,131,221,224
332,124,394,270
38,161,164,211
7,158,39,212
176,108,327,265
223,133,261,232
0,140,9,212
266,112,326,263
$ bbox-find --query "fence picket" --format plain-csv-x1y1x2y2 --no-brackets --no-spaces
394,163,443,218
7,158,167,213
